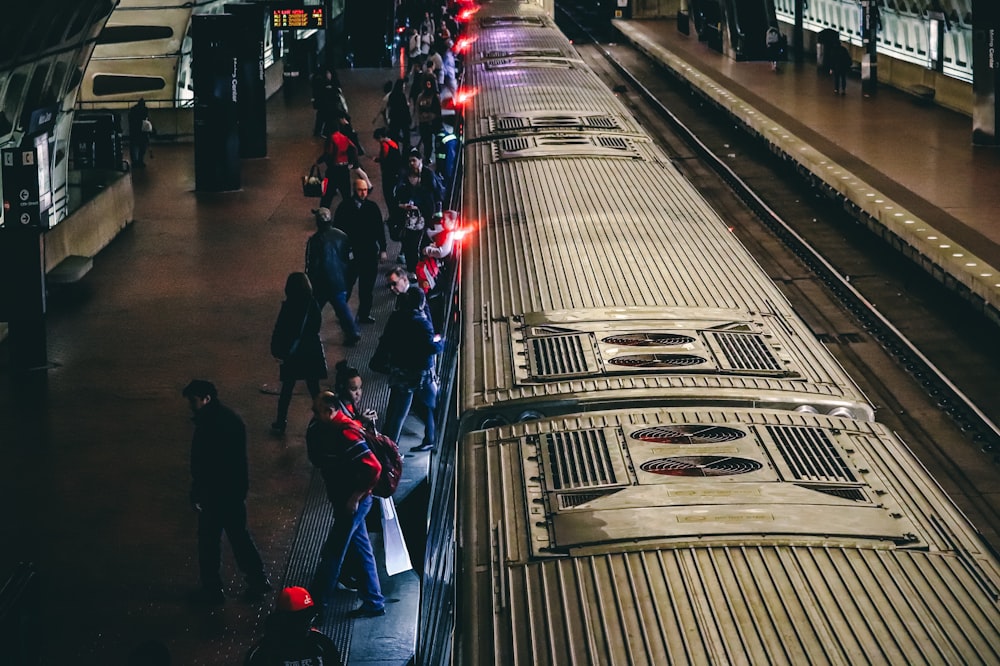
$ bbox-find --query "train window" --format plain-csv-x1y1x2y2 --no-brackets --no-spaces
92,74,167,96
98,26,175,46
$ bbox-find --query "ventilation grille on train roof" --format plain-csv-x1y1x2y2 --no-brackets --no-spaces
608,354,706,368
483,48,563,60
630,425,747,444
640,455,764,477
544,429,620,490
481,16,547,27
493,135,640,160
527,333,599,378
490,114,622,133
604,333,697,347
484,58,576,70
705,331,783,372
766,425,858,483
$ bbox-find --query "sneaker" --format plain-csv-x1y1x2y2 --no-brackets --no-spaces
336,576,360,593
358,316,376,324
347,605,386,619
411,443,434,452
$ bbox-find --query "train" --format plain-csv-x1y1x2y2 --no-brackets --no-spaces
419,0,1000,664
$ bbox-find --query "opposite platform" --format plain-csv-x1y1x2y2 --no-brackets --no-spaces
613,18,1000,325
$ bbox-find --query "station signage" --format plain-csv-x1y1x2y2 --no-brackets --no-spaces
271,7,324,30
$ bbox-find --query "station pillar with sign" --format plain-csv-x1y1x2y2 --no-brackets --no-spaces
192,14,242,192
860,0,879,97
972,1,1000,145
225,3,269,159
1,136,52,373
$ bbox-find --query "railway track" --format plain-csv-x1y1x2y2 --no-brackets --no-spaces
559,9,1000,551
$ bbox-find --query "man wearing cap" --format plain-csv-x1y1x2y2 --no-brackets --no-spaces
182,379,271,604
245,586,344,665
306,208,362,346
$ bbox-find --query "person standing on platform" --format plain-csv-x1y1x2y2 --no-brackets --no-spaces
269,272,327,435
830,41,852,95
182,380,271,605
306,209,362,346
415,74,442,163
128,98,151,168
334,178,387,325
369,287,443,452
386,79,412,151
392,150,442,271
387,267,433,323
766,23,782,71
374,127,404,211
316,121,359,209
244,587,344,665
307,373,386,621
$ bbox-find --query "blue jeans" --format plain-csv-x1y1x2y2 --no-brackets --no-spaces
383,369,438,447
317,291,359,339
311,494,384,611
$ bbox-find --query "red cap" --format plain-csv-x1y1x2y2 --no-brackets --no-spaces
275,586,314,612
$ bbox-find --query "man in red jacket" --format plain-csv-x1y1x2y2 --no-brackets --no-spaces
307,391,385,620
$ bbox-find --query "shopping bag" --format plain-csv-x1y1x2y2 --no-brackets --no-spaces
302,165,327,197
379,496,413,576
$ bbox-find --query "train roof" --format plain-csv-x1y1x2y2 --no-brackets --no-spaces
458,407,1000,664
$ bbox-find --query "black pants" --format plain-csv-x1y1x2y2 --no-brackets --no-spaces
275,378,321,423
197,501,267,590
319,165,351,208
346,256,380,318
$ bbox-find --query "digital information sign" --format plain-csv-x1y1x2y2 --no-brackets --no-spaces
271,7,325,30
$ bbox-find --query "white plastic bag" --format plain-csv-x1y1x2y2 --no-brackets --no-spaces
380,496,412,576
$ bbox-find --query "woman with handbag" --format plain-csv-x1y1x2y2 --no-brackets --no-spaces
269,273,327,435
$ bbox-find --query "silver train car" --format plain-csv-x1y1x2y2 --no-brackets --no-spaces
458,1,873,426
421,1,1000,664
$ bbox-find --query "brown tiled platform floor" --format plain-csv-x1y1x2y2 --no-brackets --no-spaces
0,68,411,664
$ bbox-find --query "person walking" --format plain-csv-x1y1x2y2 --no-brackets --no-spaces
316,120,359,209
307,367,386,621
830,40,851,95
415,75,442,163
334,178,388,325
374,127,404,211
182,379,271,604
128,98,151,168
369,287,443,452
244,587,344,665
765,23,782,71
306,209,362,346
386,79,412,151
269,272,327,435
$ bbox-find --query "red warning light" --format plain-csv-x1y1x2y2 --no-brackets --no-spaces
457,6,479,22
453,87,477,107
454,36,476,54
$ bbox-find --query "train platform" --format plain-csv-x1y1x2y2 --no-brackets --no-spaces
612,18,1000,325
0,67,427,664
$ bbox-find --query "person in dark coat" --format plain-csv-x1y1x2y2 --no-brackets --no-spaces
127,98,151,167
306,209,362,346
244,586,344,665
392,150,441,271
415,74,442,162
386,78,412,151
830,41,852,95
269,272,327,435
334,178,388,324
182,379,271,604
369,288,443,451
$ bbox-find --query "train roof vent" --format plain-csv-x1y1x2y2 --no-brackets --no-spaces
629,425,747,444
799,484,868,502
484,58,575,70
543,429,623,490
493,135,641,160
483,48,563,59
527,332,600,379
766,425,858,483
602,333,697,347
557,489,621,509
489,114,622,133
480,16,547,27
640,455,764,477
705,331,783,372
607,354,707,368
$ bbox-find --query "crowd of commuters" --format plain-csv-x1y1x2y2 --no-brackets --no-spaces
169,3,467,663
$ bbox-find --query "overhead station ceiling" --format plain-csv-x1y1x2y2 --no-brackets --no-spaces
0,0,116,146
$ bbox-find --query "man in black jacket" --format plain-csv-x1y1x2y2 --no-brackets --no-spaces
334,178,387,324
183,380,270,604
306,209,362,345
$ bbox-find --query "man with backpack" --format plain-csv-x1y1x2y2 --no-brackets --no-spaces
307,389,386,620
